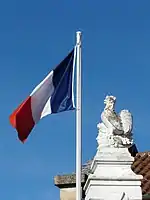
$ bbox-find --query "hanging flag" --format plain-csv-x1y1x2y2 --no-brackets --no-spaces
9,48,76,142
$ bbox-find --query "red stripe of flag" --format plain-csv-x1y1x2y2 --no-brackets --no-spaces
9,96,35,143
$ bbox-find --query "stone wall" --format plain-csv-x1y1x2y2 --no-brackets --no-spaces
60,188,76,200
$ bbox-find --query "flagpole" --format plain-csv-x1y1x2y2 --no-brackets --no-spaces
76,31,82,200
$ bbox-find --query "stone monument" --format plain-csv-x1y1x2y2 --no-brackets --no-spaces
84,95,143,200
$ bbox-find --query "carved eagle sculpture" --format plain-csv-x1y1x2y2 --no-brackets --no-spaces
100,95,133,147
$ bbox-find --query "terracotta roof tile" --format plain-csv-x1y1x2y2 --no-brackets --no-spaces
130,152,150,195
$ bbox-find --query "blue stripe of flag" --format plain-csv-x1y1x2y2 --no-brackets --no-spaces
51,49,75,113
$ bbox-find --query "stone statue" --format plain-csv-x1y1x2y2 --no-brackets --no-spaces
97,95,133,149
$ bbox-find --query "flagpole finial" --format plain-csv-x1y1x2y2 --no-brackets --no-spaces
76,31,81,45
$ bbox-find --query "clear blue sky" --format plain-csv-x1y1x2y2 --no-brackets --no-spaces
0,0,150,199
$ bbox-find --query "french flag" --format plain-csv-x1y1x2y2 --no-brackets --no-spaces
9,49,75,142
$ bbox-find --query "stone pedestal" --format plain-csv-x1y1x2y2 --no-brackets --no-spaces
84,147,143,200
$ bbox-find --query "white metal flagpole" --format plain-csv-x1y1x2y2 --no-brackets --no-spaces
76,31,82,200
